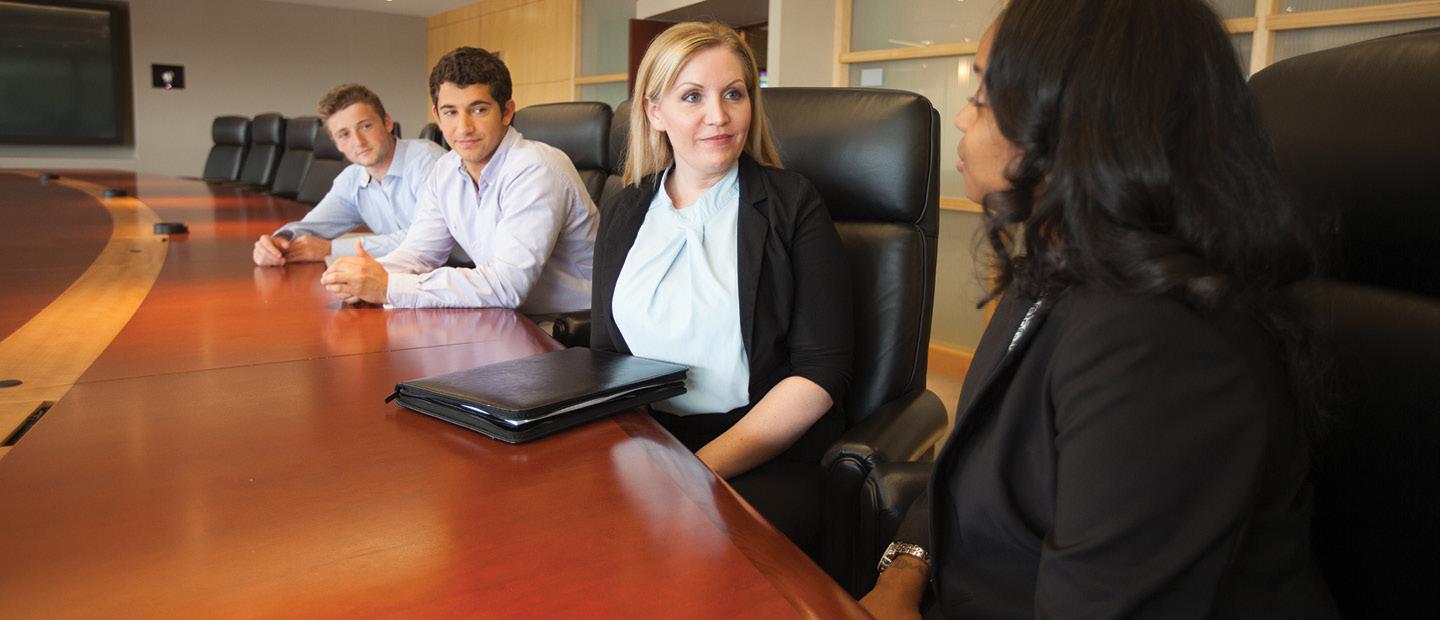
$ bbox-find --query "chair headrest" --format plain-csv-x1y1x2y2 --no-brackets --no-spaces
1250,27,1440,296
511,102,612,171
762,88,939,228
250,113,286,145
418,122,448,149
609,99,631,177
212,116,250,146
313,125,344,161
285,116,319,150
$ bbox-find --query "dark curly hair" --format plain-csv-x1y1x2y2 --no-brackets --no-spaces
428,46,512,106
979,0,1327,435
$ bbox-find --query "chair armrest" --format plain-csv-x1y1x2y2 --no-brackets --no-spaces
819,388,947,595
551,310,592,348
851,460,934,594
822,388,947,472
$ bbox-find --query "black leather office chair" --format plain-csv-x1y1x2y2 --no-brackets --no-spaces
511,102,612,204
295,127,347,206
1250,27,1440,619
271,116,319,199
202,116,250,182
419,122,449,150
235,112,285,189
760,87,949,595
550,100,632,348
601,99,631,202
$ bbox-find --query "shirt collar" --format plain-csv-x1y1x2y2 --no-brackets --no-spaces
359,138,406,189
453,126,521,188
648,162,741,215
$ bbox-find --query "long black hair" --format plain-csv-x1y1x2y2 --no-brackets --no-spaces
979,0,1326,432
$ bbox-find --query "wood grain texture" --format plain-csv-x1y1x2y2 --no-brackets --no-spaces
0,173,112,339
834,0,852,86
429,0,577,107
1267,0,1440,30
939,197,982,213
0,171,865,617
574,72,627,85
0,173,166,453
839,41,981,65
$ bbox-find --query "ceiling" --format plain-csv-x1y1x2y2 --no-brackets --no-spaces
270,0,481,17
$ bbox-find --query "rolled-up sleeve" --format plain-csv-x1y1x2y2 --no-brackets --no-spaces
785,182,853,405
384,159,573,309
274,169,361,240
379,166,455,301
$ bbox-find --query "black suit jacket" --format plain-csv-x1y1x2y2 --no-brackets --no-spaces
898,288,1337,619
590,155,853,445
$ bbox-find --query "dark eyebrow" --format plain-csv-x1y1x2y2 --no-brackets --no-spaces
973,62,986,76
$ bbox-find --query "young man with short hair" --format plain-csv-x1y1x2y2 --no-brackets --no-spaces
321,48,596,313
253,83,445,266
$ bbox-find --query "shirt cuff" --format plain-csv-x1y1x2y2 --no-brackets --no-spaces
386,272,423,307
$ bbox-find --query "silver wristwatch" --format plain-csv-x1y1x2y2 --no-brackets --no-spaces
877,541,931,573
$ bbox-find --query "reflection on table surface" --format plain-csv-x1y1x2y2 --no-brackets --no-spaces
0,170,865,618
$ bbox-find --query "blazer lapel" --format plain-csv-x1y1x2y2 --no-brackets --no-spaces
947,293,1053,439
735,156,768,356
600,179,659,355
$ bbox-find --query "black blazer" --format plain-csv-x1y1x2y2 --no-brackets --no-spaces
590,155,853,424
898,289,1337,619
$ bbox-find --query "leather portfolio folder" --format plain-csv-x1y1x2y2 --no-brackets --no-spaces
387,348,688,443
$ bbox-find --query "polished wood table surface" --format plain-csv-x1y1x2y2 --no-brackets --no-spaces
0,171,866,618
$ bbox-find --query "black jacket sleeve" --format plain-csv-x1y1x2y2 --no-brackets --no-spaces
780,179,853,406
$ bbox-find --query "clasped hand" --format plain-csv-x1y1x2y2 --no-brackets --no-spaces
252,234,331,266
320,240,389,305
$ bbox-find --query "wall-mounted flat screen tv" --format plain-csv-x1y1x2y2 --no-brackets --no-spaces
0,0,133,145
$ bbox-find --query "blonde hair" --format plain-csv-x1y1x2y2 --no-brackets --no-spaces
624,22,782,187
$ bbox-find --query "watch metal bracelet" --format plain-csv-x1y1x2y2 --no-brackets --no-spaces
877,541,931,573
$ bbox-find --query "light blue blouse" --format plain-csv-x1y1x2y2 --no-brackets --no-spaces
612,164,750,415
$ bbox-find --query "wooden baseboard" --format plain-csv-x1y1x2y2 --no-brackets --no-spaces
928,343,974,383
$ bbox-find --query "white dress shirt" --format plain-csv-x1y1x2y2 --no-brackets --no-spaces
274,138,445,257
378,127,596,313
612,164,749,415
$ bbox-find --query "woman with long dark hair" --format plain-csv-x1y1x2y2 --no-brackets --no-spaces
860,1,1337,617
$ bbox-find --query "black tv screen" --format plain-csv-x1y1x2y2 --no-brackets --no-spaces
0,0,133,145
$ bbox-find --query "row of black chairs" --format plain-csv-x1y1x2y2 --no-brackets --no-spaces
201,114,404,205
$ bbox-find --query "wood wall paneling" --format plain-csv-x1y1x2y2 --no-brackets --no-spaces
428,0,577,109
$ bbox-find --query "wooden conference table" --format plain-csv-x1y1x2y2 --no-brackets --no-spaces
0,171,865,618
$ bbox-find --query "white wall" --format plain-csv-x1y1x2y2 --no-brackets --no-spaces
0,0,428,177
767,0,835,87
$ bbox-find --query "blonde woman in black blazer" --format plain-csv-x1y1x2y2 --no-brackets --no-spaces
590,22,852,549
861,1,1338,618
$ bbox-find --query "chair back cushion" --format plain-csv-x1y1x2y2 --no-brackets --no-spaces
296,128,347,205
238,112,285,187
202,116,250,181
1252,28,1440,618
512,102,612,204
603,99,632,202
1250,27,1440,297
763,88,940,423
419,122,449,150
271,116,318,198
